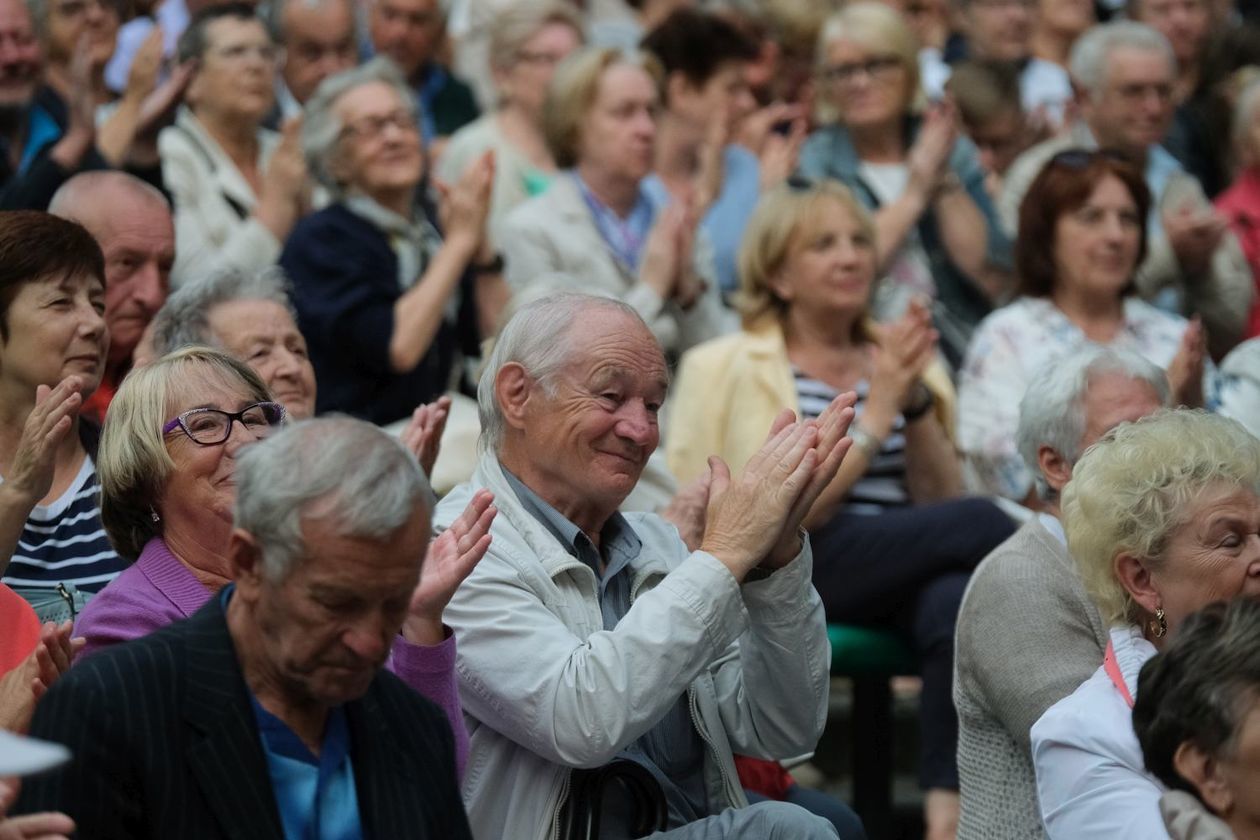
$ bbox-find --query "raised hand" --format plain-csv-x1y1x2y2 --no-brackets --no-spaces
401,490,495,645
907,102,957,201
0,621,83,733
437,149,495,258
400,396,451,478
660,468,713,551
4,379,83,509
758,117,807,191
1167,316,1206,407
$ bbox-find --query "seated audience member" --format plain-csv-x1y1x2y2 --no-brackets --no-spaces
1031,410,1260,839
667,182,1013,840
438,2,583,250
587,0,692,51
440,293,849,839
48,171,174,423
0,617,79,732
17,417,474,838
798,3,1012,366
104,0,185,94
1029,0,1095,69
954,347,1169,839
280,58,495,424
1133,598,1260,840
266,0,358,121
149,265,451,472
0,732,73,840
161,3,308,287
948,59,1045,200
74,346,486,769
959,150,1213,502
1214,78,1260,337
641,8,768,297
1219,337,1260,439
368,0,479,151
0,212,121,596
1000,23,1254,358
499,47,729,356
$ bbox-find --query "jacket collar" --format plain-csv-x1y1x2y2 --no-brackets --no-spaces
1108,624,1157,698
174,107,274,213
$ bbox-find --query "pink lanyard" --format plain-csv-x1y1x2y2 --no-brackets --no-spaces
1104,639,1135,709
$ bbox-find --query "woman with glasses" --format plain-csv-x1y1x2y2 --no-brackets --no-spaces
958,150,1214,504
279,57,495,425
797,2,1012,367
437,2,584,249
160,3,308,288
74,345,491,777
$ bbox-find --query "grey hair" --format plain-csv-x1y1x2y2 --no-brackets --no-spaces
263,0,356,42
150,265,298,357
234,415,433,582
476,292,649,453
1068,21,1176,99
48,171,169,222
301,56,418,195
1017,347,1170,501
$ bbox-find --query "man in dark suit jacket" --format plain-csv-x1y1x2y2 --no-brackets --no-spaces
16,416,473,840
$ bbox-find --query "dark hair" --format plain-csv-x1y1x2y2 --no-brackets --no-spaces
178,2,269,63
1134,598,1260,799
0,211,105,341
640,8,758,94
1015,149,1151,298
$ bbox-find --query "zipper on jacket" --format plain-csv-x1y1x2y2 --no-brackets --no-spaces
548,767,572,840
688,685,741,809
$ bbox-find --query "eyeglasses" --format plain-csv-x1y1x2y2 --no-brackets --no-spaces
820,55,903,86
516,49,567,68
339,108,417,140
162,401,286,446
1048,148,1133,169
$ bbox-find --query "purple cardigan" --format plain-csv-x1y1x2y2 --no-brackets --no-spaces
75,537,469,778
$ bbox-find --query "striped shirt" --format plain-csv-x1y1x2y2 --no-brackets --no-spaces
2,456,122,593
794,369,910,516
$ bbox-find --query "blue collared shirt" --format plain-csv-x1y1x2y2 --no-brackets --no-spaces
572,171,657,274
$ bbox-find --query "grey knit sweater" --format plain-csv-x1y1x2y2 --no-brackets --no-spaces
954,516,1109,839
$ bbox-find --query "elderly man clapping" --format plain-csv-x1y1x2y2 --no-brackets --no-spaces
438,293,854,839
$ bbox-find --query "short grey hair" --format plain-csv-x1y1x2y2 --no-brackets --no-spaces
263,0,356,42
1069,21,1176,99
234,415,433,582
150,265,298,357
476,292,649,453
1017,347,1171,501
48,171,169,222
302,56,418,195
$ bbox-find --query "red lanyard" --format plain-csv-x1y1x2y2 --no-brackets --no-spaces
1104,639,1135,709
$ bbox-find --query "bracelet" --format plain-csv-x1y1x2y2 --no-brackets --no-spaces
901,382,936,422
849,423,883,461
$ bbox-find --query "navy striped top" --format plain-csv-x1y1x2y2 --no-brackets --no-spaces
793,369,910,516
2,456,122,593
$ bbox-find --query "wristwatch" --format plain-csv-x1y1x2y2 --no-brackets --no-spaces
849,423,883,461
902,382,936,422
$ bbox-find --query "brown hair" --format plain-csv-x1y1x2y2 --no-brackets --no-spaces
1015,150,1151,298
0,211,105,341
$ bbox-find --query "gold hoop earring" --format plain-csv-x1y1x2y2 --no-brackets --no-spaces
1151,606,1167,639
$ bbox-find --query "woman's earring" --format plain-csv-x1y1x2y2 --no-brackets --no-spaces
150,506,161,524
1151,606,1168,639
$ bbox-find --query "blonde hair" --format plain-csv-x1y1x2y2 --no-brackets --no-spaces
1062,409,1260,626
815,2,922,123
736,178,877,333
542,46,662,168
488,1,584,75
98,346,272,561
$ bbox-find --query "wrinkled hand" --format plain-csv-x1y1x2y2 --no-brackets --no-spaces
437,149,494,255
1164,203,1227,278
0,622,83,733
2,379,83,509
1167,317,1206,407
660,468,712,552
400,396,451,478
401,491,495,645
907,102,956,200
0,779,74,840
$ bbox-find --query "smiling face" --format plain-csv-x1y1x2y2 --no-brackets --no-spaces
0,271,107,397
208,298,316,420
330,80,424,201
1052,173,1142,303
768,197,877,319
576,62,658,186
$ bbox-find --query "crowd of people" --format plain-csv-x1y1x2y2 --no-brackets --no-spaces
0,0,1258,836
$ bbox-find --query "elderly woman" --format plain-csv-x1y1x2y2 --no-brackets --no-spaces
279,57,495,425
1214,78,1260,339
1031,410,1260,839
667,179,1014,838
0,212,121,598
500,46,730,356
74,345,494,776
796,2,1012,364
160,3,308,287
959,150,1214,503
437,2,583,247
1133,598,1260,840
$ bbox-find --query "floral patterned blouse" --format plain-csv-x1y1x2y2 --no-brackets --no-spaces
957,296,1218,499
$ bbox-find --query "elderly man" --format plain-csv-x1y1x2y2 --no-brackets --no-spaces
953,347,1169,839
15,417,473,838
439,293,852,839
49,171,174,421
267,0,358,121
999,22,1253,359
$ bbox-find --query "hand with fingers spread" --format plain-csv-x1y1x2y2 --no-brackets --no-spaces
400,396,451,477
2,379,83,511
0,780,74,840
0,621,84,733
402,490,496,645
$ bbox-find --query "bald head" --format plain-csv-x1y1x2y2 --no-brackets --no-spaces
50,172,175,367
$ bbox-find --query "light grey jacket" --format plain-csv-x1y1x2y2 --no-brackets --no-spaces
435,453,831,840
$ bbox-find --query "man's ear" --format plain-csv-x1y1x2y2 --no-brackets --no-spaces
1114,550,1161,617
665,71,694,111
1173,741,1235,817
494,362,533,434
1038,444,1073,496
227,528,265,599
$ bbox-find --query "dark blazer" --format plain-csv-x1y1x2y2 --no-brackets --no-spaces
16,596,471,840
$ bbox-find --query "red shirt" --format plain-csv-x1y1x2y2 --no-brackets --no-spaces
0,584,41,674
1215,167,1260,338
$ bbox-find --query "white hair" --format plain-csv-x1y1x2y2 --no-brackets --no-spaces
476,292,650,453
234,415,433,582
150,265,298,357
1069,21,1176,100
1017,347,1171,501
